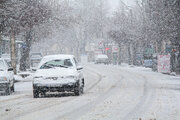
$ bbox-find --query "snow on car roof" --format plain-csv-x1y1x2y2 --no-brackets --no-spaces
38,54,75,68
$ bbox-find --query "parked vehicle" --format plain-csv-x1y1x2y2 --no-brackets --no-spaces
143,59,153,68
0,59,14,95
32,54,84,98
95,54,109,64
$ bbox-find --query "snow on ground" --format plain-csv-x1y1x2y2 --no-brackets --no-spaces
0,63,180,120
15,82,33,93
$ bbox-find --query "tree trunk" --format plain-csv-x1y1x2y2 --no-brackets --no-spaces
76,41,80,62
133,42,137,65
170,51,176,72
20,29,32,71
0,33,2,54
10,30,17,74
128,43,132,65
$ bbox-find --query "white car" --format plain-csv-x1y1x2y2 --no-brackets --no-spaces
95,54,109,64
0,59,14,95
32,55,84,98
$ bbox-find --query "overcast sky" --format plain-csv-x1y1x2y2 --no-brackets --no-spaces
109,0,136,11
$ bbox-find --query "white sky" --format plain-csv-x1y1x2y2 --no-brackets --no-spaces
109,0,136,11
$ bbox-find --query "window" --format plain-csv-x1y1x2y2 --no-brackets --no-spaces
40,59,73,69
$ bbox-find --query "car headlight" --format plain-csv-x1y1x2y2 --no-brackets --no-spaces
33,76,43,79
46,77,58,80
66,75,77,80
0,77,7,81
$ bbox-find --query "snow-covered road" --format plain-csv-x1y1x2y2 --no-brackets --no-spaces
0,64,180,120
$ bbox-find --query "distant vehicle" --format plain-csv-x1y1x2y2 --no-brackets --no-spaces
143,59,153,68
32,54,84,98
30,53,42,68
95,54,109,64
0,59,14,95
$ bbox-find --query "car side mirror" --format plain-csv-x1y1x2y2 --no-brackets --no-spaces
8,67,13,71
77,66,83,70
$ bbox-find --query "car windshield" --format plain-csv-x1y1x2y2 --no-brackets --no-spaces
40,59,73,69
0,60,6,71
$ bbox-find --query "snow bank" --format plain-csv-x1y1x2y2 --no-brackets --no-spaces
14,72,34,82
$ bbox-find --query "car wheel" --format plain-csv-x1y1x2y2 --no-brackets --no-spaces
74,85,84,96
33,89,39,98
74,82,81,96
80,86,84,94
82,79,85,87
5,85,11,95
40,91,46,97
11,84,15,92
74,88,81,96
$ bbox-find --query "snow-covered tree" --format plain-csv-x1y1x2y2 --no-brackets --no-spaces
0,0,51,71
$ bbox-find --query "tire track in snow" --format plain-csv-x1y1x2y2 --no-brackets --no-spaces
82,66,153,120
121,70,156,120
84,68,102,92
0,94,29,103
53,69,125,120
